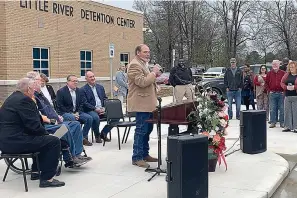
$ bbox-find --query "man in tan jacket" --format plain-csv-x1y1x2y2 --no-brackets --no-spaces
127,44,162,168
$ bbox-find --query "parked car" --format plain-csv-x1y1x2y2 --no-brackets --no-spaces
197,64,273,100
196,77,226,98
191,67,204,83
191,67,205,75
203,67,226,79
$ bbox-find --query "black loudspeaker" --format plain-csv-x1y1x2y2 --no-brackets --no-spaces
166,134,208,198
240,110,267,154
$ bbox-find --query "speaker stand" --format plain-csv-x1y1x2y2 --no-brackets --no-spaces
145,97,166,182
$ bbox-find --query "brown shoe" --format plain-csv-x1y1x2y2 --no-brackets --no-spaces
95,137,102,143
100,133,111,142
132,160,150,168
144,155,158,162
83,138,92,146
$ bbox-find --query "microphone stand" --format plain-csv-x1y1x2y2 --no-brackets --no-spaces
145,97,166,181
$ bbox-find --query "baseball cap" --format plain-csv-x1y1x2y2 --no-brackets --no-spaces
230,58,236,63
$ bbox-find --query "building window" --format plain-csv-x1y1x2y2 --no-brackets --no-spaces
33,47,49,77
120,53,129,66
80,50,92,77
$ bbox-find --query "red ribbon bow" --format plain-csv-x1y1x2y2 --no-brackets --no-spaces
209,137,228,171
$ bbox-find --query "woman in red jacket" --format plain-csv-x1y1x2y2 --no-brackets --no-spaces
281,61,297,132
254,65,269,120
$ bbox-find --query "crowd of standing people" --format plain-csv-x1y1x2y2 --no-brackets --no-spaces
224,57,297,132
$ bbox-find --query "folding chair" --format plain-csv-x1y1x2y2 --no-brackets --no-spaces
104,99,136,150
122,111,136,144
1,152,40,192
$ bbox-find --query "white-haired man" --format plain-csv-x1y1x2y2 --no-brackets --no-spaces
266,60,286,128
0,78,65,188
26,72,91,167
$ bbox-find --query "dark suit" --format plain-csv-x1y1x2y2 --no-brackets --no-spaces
35,91,60,124
0,91,61,181
56,85,92,139
34,91,84,159
56,85,84,115
80,83,108,112
80,83,118,137
44,84,57,110
46,84,56,100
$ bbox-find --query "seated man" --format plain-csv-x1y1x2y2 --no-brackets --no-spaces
27,71,91,167
0,78,65,188
34,89,92,166
80,71,120,143
56,75,93,146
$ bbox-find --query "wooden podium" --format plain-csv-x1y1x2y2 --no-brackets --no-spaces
147,100,198,136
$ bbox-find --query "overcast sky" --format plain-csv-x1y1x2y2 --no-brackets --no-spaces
92,0,138,12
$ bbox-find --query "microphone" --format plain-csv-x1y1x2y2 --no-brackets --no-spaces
157,97,162,102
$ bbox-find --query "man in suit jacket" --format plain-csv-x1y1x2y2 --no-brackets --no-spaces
40,73,57,110
56,75,93,146
80,71,120,143
27,71,87,168
127,44,162,168
0,78,65,188
34,89,92,167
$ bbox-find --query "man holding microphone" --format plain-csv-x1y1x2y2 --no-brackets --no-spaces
127,44,162,168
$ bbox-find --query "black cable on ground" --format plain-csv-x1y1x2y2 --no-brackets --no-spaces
225,148,241,157
224,137,240,155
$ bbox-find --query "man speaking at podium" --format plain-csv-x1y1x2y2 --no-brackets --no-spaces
127,44,162,168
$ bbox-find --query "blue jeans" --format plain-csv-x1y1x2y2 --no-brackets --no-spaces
44,121,83,161
86,111,100,137
62,112,92,139
132,112,153,161
269,92,284,125
86,111,120,137
227,90,241,119
63,121,83,157
102,119,120,135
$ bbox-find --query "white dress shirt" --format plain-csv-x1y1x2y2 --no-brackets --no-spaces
40,85,53,106
89,84,102,108
68,86,76,112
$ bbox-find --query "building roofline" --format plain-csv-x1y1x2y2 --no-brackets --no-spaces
82,0,144,17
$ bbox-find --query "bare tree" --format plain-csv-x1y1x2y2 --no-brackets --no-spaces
260,0,297,59
133,0,162,62
208,1,253,62
132,0,297,69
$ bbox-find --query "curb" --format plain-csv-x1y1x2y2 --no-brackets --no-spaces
267,158,290,197
269,153,297,197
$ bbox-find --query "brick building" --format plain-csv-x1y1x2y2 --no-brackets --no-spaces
0,0,143,102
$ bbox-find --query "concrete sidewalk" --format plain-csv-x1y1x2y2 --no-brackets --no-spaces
0,96,296,198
